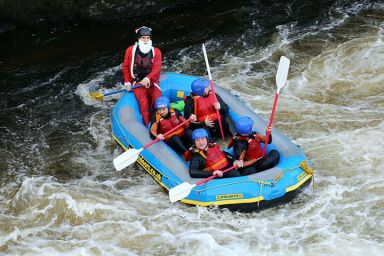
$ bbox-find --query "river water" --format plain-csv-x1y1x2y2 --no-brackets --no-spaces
1,0,383,255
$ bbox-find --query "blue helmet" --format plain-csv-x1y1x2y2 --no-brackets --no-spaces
192,128,208,140
235,116,254,135
155,96,170,109
191,78,209,96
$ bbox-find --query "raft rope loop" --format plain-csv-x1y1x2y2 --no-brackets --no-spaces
299,160,315,191
179,160,316,204
254,160,315,207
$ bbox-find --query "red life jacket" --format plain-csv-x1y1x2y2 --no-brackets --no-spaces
233,133,263,160
205,144,229,171
193,92,218,122
186,143,228,171
156,108,184,142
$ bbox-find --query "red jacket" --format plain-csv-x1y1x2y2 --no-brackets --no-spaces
122,44,162,88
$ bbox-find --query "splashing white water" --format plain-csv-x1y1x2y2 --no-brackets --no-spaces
2,3,384,256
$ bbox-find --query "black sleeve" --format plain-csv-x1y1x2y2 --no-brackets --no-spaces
233,140,248,159
216,93,229,115
150,112,157,125
189,154,212,178
173,108,183,118
149,113,157,139
183,97,194,119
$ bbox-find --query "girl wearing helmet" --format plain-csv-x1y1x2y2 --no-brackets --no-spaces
184,78,236,140
122,26,162,126
149,96,197,155
228,116,280,175
184,128,240,178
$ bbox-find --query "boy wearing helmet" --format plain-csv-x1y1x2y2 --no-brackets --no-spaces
149,96,197,155
122,26,162,125
229,116,280,175
185,128,240,178
184,78,236,140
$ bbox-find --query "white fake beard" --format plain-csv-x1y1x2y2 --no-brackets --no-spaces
138,39,152,54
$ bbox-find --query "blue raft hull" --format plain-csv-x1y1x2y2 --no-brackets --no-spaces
112,72,313,211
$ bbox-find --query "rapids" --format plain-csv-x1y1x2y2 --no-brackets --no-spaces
1,1,383,255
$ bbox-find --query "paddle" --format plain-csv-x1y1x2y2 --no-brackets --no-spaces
169,166,236,203
262,56,290,157
90,84,143,100
202,43,225,140
113,118,191,171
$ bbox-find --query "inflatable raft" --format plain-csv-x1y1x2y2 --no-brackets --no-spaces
111,72,314,211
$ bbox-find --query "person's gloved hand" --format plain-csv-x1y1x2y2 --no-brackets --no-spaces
189,114,197,122
204,116,214,127
139,78,150,88
124,82,132,91
233,160,244,169
213,170,223,177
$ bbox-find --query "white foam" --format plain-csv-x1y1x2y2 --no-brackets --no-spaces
75,64,122,107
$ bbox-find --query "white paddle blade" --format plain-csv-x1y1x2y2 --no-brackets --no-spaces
169,182,196,203
113,148,143,171
276,56,290,94
202,43,213,80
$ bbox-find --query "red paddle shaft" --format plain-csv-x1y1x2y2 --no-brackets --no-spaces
143,118,191,149
195,166,236,186
262,93,280,157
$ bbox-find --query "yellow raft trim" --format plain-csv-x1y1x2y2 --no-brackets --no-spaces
181,173,312,207
113,134,169,190
286,173,312,192
181,196,265,206
113,135,313,207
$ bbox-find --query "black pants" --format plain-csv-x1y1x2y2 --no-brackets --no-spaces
167,130,194,155
209,115,236,139
238,150,280,176
221,158,241,178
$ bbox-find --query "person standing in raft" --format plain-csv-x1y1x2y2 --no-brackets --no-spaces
122,26,162,126
149,96,197,155
229,116,280,175
185,128,240,178
184,78,236,140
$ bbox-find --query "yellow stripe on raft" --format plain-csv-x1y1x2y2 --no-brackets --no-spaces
181,196,265,206
113,134,313,206
286,173,313,193
112,134,169,190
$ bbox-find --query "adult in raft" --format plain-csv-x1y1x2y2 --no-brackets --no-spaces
149,96,197,155
185,128,240,178
229,116,280,175
122,26,162,126
184,78,236,140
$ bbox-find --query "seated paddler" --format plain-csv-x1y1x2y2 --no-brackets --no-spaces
184,78,236,140
184,128,240,178
149,96,196,155
228,116,280,176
